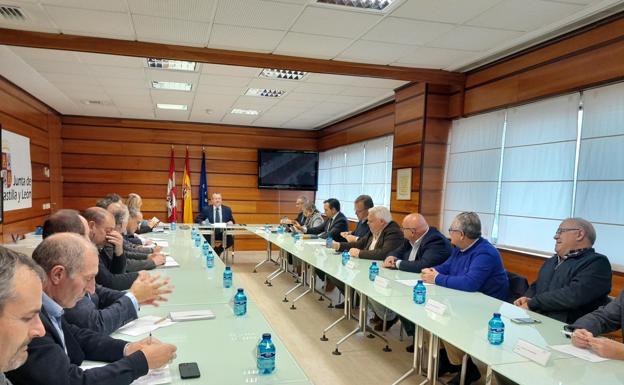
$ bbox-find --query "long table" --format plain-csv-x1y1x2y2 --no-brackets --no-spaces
243,226,624,385
112,229,312,385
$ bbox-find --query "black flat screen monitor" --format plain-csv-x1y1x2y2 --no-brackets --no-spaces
258,150,318,191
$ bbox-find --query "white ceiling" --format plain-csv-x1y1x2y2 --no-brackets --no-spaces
0,0,622,129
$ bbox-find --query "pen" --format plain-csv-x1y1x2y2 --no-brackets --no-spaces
561,330,573,338
154,315,169,325
149,331,152,344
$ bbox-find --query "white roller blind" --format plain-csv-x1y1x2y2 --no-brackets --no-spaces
575,82,624,270
497,94,580,251
443,111,505,239
316,135,393,219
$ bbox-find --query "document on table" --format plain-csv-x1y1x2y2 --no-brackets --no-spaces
396,279,433,287
213,222,227,228
304,239,326,245
169,309,215,322
550,344,610,362
158,256,179,269
153,240,169,247
81,363,171,384
117,315,175,337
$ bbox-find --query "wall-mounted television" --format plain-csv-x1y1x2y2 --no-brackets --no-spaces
258,150,318,191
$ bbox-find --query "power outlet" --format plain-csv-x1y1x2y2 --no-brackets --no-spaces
43,203,51,210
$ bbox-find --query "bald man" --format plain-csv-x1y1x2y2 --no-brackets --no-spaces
383,214,451,273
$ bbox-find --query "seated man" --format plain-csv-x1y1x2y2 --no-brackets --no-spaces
42,209,172,335
195,192,235,256
281,196,308,227
340,195,373,243
293,203,324,234
7,233,176,385
421,212,508,385
514,218,612,324
306,198,348,242
83,207,139,290
0,247,46,385
382,213,452,346
571,289,624,360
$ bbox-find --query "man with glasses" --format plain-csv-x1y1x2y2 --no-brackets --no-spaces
340,195,373,242
514,217,612,324
421,212,508,385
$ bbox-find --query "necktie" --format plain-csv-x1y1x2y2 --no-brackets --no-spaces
216,207,221,223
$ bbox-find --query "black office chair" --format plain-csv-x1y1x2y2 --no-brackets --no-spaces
506,271,529,304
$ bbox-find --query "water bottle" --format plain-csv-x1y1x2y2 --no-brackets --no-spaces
341,251,350,266
233,288,247,316
488,312,505,345
264,224,270,232
325,235,333,248
206,250,214,269
202,242,210,256
257,333,276,375
277,225,284,234
413,280,426,304
170,222,177,231
369,261,379,282
294,233,301,241
223,266,233,288
194,235,201,248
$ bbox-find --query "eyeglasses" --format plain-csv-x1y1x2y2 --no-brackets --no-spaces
448,227,462,234
555,228,580,235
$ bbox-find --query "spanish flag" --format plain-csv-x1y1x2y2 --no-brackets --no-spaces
182,147,193,223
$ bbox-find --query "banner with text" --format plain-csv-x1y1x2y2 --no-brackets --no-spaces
2,129,32,211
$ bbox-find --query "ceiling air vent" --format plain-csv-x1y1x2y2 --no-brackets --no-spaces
0,5,26,21
245,88,286,98
316,0,395,12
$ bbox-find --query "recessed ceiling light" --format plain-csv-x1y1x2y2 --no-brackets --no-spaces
157,103,188,111
316,0,395,11
260,69,307,81
231,108,259,115
147,58,197,72
245,88,286,98
80,100,111,106
151,81,193,91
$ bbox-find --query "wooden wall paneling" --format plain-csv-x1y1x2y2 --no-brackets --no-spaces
395,82,426,102
345,113,395,144
390,168,421,191
395,95,425,124
392,144,422,169
394,119,424,146
62,169,258,187
48,114,63,211
390,191,420,213
320,103,394,136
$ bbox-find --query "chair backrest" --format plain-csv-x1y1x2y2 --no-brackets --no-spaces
506,271,529,304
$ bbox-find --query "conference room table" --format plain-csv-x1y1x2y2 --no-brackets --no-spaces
242,225,624,385
108,229,312,385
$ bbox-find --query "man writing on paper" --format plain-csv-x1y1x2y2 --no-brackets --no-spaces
195,192,235,256
514,218,612,324
43,209,173,335
6,233,177,385
0,247,46,385
339,195,373,242
421,212,508,385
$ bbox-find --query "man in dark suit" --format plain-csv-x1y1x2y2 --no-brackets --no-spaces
340,194,373,242
195,192,235,256
7,233,176,385
0,247,46,385
382,213,452,347
83,207,139,291
307,198,348,242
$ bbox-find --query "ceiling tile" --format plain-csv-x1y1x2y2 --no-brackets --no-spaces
232,95,281,110
128,0,217,22
96,76,147,88
188,109,226,123
284,92,332,102
291,6,382,39
41,72,100,86
391,0,503,24
24,59,89,75
77,52,145,68
362,17,455,45
313,101,355,115
220,113,259,126
150,90,195,105
43,5,135,39
346,77,406,88
110,95,152,109
247,78,300,92
336,40,419,65
0,2,60,33
105,87,151,97
215,0,303,30
10,47,80,63
293,82,346,95
340,86,389,97
155,109,190,120
146,69,200,83
88,65,146,80
275,32,354,59
466,0,583,32
208,24,284,53
394,47,477,69
194,84,244,96
305,73,360,85
133,15,211,47
272,99,320,110
201,64,261,77
40,0,128,12
193,93,238,109
118,107,155,119
199,74,252,87
427,25,523,52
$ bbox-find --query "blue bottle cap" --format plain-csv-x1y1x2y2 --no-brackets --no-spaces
493,312,501,317
371,262,377,266
262,333,271,339
237,288,244,293
417,280,423,284
225,266,231,270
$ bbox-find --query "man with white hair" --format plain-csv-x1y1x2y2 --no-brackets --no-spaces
332,206,403,260
0,247,46,385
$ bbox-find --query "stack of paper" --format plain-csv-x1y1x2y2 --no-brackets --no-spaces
551,344,610,362
81,364,171,384
158,256,179,269
117,315,175,337
169,310,215,322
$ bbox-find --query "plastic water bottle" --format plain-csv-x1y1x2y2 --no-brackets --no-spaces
369,261,379,282
170,222,177,231
257,333,276,374
202,242,209,255
325,235,333,248
223,266,233,288
413,280,426,304
488,313,505,345
264,224,270,232
206,250,214,269
341,251,350,266
194,236,201,248
277,225,284,234
294,233,301,241
234,288,247,316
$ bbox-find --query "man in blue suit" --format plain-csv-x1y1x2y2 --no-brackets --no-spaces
195,192,235,256
7,233,177,385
